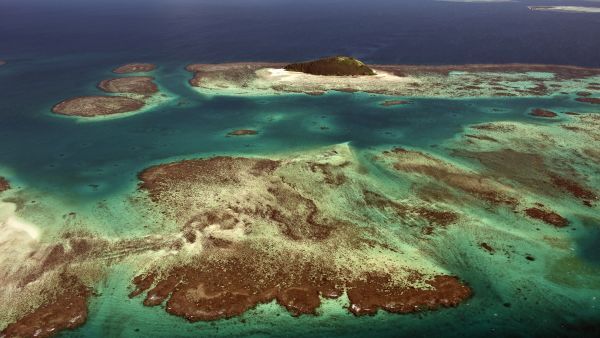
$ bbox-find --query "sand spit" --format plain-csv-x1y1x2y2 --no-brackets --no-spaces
186,62,600,97
113,63,156,74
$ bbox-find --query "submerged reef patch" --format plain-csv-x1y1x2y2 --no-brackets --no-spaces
530,108,557,118
380,100,411,106
52,96,145,117
113,63,156,74
576,97,600,104
227,129,258,136
524,207,569,228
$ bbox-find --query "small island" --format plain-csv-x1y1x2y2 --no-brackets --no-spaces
98,76,158,95
186,61,600,97
113,63,156,74
284,56,375,76
0,60,5,66
52,96,145,117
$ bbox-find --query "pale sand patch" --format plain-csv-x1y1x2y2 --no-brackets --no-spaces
257,68,418,91
528,6,600,13
0,201,40,244
191,67,416,96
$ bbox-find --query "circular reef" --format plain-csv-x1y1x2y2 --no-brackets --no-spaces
52,96,144,117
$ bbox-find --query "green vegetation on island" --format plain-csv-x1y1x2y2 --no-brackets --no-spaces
284,56,375,76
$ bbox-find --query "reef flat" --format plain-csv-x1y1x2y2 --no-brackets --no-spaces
187,60,600,97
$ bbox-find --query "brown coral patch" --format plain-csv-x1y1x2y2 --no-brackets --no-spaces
52,96,144,117
531,109,557,118
129,273,156,298
550,175,597,205
113,63,156,74
0,176,10,192
347,273,471,315
138,157,279,201
227,129,258,136
1,275,91,338
98,76,158,95
380,100,410,107
524,207,569,228
133,246,471,321
576,97,600,104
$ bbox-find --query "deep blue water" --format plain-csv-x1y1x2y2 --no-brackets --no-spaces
1,0,600,65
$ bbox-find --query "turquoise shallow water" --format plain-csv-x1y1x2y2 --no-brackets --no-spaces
1,55,599,337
